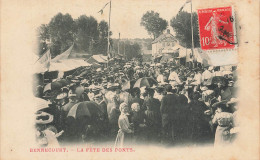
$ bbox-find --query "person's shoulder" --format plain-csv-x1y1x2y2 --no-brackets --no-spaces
154,98,160,103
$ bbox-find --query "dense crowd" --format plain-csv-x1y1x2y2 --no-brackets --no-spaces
34,60,239,148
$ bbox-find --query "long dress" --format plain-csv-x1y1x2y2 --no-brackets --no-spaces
105,91,119,120
105,91,120,138
114,114,133,147
212,112,233,146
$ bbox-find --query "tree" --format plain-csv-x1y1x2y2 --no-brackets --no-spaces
48,13,76,57
140,11,168,39
75,15,99,53
113,40,142,60
37,24,50,56
170,11,200,48
37,14,112,57
92,20,112,55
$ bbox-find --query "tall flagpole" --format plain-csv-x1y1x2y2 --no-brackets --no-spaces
118,32,120,57
190,0,195,67
107,0,111,68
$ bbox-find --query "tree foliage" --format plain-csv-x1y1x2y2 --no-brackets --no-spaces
37,24,50,56
37,13,112,57
170,11,200,48
92,20,112,55
75,15,99,53
113,40,142,60
48,13,76,57
140,11,168,39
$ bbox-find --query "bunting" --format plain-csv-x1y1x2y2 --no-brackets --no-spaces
179,0,191,13
98,2,110,15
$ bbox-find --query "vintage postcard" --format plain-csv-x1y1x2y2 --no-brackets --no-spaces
1,0,259,160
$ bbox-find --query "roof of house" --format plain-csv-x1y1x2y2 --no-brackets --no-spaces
152,30,177,44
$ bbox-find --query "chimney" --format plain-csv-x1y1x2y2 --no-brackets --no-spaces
167,29,170,34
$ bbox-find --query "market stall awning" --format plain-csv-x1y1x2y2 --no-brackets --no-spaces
193,48,238,66
49,59,91,72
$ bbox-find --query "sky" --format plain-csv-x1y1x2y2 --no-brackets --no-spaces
28,0,203,39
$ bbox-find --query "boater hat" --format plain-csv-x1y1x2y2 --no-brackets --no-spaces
35,111,54,124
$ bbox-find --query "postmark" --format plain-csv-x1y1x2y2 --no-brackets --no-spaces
198,6,237,50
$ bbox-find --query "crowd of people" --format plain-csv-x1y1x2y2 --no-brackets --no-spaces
34,59,239,148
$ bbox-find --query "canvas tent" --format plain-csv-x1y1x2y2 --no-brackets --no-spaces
86,55,108,64
51,44,74,63
34,44,92,73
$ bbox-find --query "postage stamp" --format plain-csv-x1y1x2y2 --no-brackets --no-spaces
198,6,237,50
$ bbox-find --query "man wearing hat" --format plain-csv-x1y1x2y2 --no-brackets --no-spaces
157,70,166,84
160,84,179,144
168,67,181,86
202,66,213,83
53,88,69,132
143,88,161,142
191,68,202,86
35,112,62,147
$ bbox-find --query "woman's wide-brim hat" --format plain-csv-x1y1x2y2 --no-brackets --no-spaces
35,112,54,124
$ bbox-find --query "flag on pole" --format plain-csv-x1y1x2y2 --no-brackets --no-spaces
98,2,110,15
35,49,51,72
51,43,74,63
179,0,191,13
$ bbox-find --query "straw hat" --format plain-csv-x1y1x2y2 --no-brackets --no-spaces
35,112,54,124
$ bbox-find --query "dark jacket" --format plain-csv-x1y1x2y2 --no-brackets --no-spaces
160,93,179,116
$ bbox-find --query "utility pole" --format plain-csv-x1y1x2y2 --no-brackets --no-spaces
107,0,111,68
118,32,120,57
190,0,195,68
124,41,126,61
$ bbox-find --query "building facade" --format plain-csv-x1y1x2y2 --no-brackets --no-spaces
152,29,178,58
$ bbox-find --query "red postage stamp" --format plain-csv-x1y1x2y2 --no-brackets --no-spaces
198,6,237,50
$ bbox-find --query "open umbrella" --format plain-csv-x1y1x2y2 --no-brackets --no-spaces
133,77,158,88
121,80,136,91
43,81,62,93
43,79,69,93
67,101,103,119
62,101,77,112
